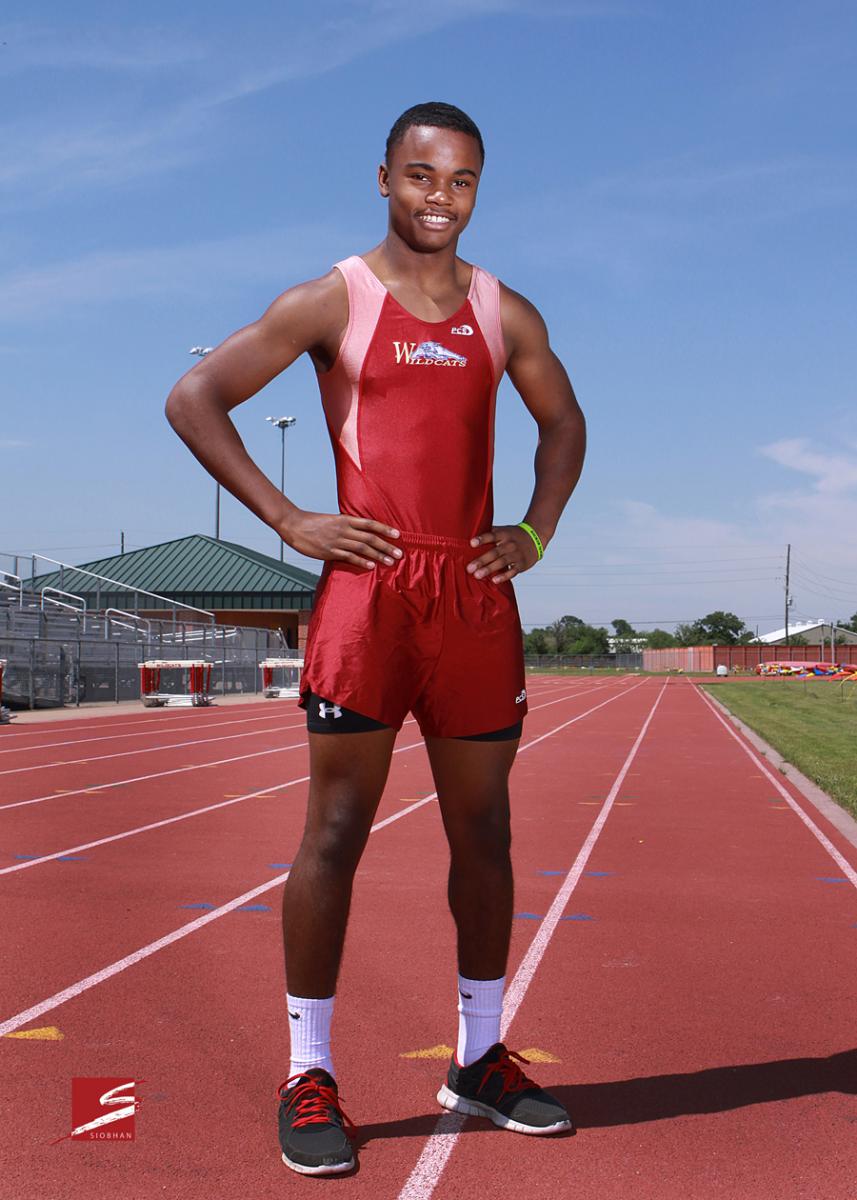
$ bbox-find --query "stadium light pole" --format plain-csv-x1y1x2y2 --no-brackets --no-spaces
266,416,297,562
189,346,220,539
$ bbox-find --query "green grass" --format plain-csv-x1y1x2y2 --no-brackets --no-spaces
702,679,857,819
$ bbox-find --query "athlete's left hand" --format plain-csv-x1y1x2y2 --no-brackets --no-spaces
467,525,541,583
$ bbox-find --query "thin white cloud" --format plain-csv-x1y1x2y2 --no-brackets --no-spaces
0,224,361,321
760,438,857,495
0,23,208,72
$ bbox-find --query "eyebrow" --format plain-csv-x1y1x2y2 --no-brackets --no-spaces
404,161,478,179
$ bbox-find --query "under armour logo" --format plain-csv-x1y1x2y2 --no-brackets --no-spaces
515,690,527,704
318,702,342,719
451,324,473,336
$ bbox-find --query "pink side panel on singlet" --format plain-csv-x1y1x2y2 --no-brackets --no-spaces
317,257,386,470
468,265,507,381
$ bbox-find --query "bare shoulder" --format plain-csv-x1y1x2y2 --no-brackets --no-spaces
263,267,347,332
498,280,549,356
258,267,348,370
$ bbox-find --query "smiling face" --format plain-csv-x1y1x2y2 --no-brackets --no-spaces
378,125,482,252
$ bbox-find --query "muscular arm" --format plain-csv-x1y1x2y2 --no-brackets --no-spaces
164,271,403,568
468,285,586,582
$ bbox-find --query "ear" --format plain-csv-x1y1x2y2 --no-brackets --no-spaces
377,162,390,197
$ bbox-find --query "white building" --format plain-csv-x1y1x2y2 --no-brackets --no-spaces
754,619,857,646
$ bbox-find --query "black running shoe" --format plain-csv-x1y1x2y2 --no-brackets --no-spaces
437,1043,573,1135
277,1069,356,1175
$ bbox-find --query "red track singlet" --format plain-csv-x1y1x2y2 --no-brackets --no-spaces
299,255,528,737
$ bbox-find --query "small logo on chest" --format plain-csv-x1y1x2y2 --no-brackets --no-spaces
393,340,467,367
451,324,473,336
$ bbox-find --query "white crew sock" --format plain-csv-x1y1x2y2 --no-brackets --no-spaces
286,993,335,1081
456,974,505,1067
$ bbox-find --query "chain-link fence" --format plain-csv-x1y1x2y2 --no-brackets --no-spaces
524,653,643,670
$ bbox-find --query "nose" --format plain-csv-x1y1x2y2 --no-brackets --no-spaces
426,185,452,207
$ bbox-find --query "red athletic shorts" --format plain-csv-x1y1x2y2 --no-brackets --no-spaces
299,531,528,738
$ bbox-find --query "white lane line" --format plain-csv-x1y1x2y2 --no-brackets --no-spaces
0,788,426,1040
0,722,305,778
397,681,666,1200
696,687,857,889
0,680,652,1035
0,710,293,756
0,702,285,741
0,680,563,746
0,737,419,876
0,745,301,813
0,685,604,815
0,684,640,872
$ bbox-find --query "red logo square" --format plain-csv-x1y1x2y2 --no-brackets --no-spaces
52,1078,141,1144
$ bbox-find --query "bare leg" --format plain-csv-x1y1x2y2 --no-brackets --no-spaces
282,728,397,998
424,735,520,980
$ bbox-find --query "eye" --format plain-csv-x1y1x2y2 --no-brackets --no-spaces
453,180,471,189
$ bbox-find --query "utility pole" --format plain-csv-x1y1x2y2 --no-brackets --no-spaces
120,531,125,555
784,543,791,647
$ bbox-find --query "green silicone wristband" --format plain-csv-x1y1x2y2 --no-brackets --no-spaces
517,521,544,560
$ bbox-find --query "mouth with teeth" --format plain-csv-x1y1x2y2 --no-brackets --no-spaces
417,212,455,228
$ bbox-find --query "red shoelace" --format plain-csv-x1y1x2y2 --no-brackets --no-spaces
478,1049,536,1102
277,1074,357,1138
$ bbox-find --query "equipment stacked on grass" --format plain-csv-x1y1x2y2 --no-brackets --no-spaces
140,660,213,707
261,657,304,698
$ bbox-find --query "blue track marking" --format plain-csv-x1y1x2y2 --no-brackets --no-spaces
268,862,292,869
538,870,564,876
514,912,542,919
584,871,613,877
237,904,270,912
180,902,215,910
14,854,39,860
561,914,596,921
817,876,848,883
56,855,88,862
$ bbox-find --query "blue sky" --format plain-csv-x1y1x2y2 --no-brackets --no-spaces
3,1,856,633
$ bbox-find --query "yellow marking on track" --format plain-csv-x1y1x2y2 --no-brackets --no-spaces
400,1044,454,1059
578,802,600,806
769,805,790,810
519,1048,560,1063
615,802,636,806
4,1026,64,1040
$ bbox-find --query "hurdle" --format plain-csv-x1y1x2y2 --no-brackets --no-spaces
260,657,304,699
139,660,213,707
0,659,11,723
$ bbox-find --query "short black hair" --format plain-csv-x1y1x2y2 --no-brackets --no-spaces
385,102,485,165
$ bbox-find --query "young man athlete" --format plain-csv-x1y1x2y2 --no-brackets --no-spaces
166,101,586,1176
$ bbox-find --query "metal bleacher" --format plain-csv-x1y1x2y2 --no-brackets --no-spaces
0,563,290,710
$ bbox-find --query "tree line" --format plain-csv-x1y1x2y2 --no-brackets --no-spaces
523,611,857,655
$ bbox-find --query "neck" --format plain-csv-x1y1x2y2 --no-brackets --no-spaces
375,227,463,286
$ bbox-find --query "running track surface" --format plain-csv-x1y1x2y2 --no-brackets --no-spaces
1,675,855,1199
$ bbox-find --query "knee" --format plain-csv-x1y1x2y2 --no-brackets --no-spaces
448,803,511,863
301,803,371,876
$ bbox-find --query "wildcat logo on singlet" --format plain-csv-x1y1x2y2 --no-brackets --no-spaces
393,340,467,367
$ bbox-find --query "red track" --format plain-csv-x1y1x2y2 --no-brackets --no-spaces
1,676,855,1198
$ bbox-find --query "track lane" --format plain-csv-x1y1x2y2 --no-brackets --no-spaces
428,678,857,1199
1,677,658,1199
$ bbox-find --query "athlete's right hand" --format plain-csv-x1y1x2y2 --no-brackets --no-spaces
282,511,403,569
